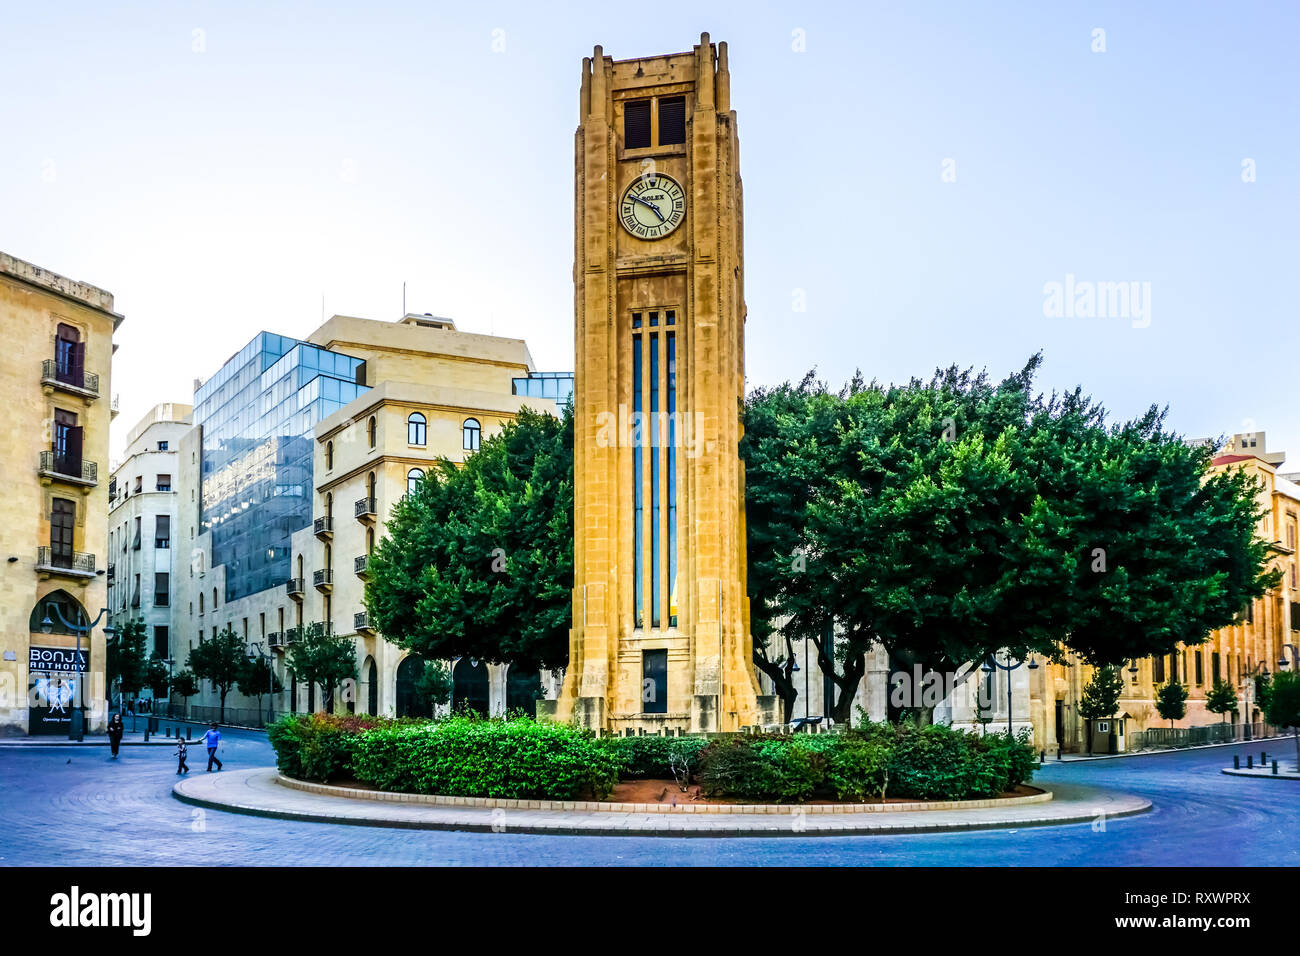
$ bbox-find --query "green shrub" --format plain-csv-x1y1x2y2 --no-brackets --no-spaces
821,735,891,801
267,713,413,783
351,715,618,800
696,735,826,802
595,734,710,779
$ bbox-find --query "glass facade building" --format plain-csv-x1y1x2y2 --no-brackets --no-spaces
512,372,574,412
194,333,367,601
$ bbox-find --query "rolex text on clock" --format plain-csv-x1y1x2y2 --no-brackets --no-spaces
619,173,686,239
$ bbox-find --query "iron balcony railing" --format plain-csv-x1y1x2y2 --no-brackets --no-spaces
284,626,303,644
38,450,97,485
354,554,369,576
267,631,285,648
313,516,334,537
354,611,371,631
36,547,95,575
40,358,99,396
286,577,305,597
313,569,333,589
354,497,377,519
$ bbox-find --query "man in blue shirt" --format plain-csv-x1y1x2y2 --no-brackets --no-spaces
203,723,223,772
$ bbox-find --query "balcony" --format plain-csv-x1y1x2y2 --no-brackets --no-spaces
284,626,303,645
267,631,285,649
313,569,333,592
354,554,370,578
35,547,96,579
286,577,305,601
38,451,97,489
354,497,377,521
354,611,374,634
110,394,120,418
40,359,100,401
313,516,334,539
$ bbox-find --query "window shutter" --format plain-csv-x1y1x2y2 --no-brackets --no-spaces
624,99,651,148
657,96,685,145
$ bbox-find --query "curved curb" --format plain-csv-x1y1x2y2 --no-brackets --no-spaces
277,774,1054,815
1220,767,1300,780
172,769,1151,837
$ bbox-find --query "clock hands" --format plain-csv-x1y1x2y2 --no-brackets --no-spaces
629,193,666,222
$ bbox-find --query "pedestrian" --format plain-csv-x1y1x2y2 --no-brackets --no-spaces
176,738,190,774
203,722,223,772
107,713,124,759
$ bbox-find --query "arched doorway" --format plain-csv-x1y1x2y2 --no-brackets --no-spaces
29,590,89,634
28,591,92,736
505,666,541,717
395,655,432,718
452,658,489,716
363,656,378,715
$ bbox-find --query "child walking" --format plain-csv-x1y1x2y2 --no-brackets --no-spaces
176,737,190,774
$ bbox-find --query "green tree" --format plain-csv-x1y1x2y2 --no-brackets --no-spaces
366,407,573,670
187,626,247,722
1155,680,1189,728
414,659,454,710
1262,669,1300,771
237,654,284,717
1254,671,1273,714
170,669,199,711
145,657,171,699
107,618,149,711
1206,678,1239,723
287,623,357,713
742,357,1279,723
1078,665,1126,753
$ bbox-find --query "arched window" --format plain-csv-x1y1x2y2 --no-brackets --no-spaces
212,588,218,609
366,527,375,554
368,416,377,449
325,441,334,470
199,593,204,613
407,412,426,446
324,491,332,518
324,543,332,568
367,471,376,498
407,468,425,495
463,418,481,452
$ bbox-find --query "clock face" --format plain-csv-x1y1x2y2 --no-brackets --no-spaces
620,173,686,240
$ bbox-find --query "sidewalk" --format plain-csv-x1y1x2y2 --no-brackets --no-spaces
173,769,1151,837
1053,735,1289,763
0,730,193,747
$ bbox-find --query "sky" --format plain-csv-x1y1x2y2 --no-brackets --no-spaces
1,1,1296,463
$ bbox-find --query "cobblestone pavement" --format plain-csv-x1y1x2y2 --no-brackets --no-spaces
0,731,1295,865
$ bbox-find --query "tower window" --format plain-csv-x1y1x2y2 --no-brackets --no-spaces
658,96,685,145
463,418,481,452
407,412,427,446
624,99,651,148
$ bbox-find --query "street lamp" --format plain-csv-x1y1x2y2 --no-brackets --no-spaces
41,604,115,741
1242,661,1271,741
247,641,273,727
982,651,1039,739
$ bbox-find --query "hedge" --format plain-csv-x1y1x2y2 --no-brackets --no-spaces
267,714,1036,804
350,716,619,800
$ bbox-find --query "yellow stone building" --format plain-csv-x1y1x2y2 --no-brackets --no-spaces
0,251,122,735
1032,440,1299,754
553,35,774,733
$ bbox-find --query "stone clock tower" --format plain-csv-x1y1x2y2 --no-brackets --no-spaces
553,34,774,734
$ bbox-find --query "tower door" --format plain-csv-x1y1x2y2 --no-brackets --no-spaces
642,649,667,714
50,499,76,566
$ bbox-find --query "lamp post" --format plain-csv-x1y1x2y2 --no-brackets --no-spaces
41,604,115,742
247,641,273,727
982,651,1039,739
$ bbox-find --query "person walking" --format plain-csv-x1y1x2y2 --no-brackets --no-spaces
107,713,124,759
176,737,190,774
203,722,223,772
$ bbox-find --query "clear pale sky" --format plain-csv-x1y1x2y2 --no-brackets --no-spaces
1,1,1295,463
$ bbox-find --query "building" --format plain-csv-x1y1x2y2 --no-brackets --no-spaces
0,251,122,735
171,312,565,721
1028,439,1298,755
285,313,561,718
551,35,776,733
106,403,193,708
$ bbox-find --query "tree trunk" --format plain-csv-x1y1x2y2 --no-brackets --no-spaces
219,689,227,722
751,650,797,722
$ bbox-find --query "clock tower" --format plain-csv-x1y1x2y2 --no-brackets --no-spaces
553,34,774,734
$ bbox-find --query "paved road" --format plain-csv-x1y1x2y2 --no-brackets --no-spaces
0,731,1294,865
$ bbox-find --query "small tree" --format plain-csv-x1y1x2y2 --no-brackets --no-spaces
1154,680,1188,729
188,626,247,722
1078,665,1125,753
1254,672,1273,715
170,670,199,717
145,657,171,699
414,660,453,711
107,618,149,712
1262,670,1300,771
1206,679,1238,724
237,654,284,720
287,624,357,714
